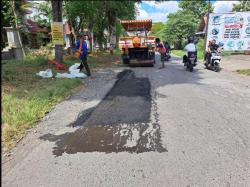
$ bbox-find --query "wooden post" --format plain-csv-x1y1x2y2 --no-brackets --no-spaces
204,0,211,60
51,0,63,63
11,0,25,58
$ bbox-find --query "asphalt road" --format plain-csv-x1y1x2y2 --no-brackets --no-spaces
2,56,250,187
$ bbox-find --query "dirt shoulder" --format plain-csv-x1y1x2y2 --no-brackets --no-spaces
221,54,250,72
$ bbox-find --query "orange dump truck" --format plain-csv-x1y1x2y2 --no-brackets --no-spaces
119,20,156,66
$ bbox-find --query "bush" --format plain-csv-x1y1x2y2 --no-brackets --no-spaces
197,39,205,52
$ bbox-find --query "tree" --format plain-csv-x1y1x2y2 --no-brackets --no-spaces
232,0,250,12
64,0,139,51
163,10,197,49
105,1,139,49
51,0,63,63
1,0,15,27
32,1,52,28
178,0,213,20
151,22,165,39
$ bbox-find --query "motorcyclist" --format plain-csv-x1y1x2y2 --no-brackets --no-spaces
205,39,220,66
183,38,197,66
163,41,171,61
164,41,170,52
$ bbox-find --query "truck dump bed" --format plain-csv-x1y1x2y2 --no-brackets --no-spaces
120,20,152,31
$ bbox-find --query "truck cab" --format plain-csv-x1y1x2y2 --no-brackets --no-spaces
119,20,156,66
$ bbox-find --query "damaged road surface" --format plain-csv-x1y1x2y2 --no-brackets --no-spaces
40,70,166,155
2,58,250,187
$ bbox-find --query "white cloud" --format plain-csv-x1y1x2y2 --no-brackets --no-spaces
213,1,240,13
136,8,150,20
136,8,168,22
136,1,177,23
150,12,169,23
143,1,180,13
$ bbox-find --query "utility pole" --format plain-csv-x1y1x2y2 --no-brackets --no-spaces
51,0,63,63
204,0,211,59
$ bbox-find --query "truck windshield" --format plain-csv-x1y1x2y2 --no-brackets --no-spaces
125,31,146,36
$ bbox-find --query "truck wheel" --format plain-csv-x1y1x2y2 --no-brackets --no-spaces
122,55,130,64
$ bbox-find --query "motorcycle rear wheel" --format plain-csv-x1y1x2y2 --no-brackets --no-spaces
189,66,193,72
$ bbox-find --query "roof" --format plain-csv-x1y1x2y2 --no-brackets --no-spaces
120,20,152,31
26,19,49,33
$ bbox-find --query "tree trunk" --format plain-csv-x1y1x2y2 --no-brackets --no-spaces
51,0,63,63
88,20,94,53
97,32,104,51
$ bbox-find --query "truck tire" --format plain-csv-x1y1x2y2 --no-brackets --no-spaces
122,55,130,64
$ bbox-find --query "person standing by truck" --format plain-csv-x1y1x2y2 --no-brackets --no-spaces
155,38,166,69
76,33,91,76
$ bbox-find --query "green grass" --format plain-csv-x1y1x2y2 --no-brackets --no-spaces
236,69,250,76
171,50,185,58
172,50,204,61
172,49,204,61
2,56,83,151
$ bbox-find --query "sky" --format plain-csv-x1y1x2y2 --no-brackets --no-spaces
136,0,241,23
28,0,241,23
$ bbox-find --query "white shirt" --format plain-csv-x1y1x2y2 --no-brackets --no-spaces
184,43,197,52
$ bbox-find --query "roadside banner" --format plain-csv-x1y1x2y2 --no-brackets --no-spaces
51,22,64,45
206,12,250,51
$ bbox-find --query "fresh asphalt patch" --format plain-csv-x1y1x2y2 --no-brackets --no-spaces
40,70,167,156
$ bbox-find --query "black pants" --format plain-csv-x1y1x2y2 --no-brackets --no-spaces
205,53,212,64
79,54,91,76
183,55,188,63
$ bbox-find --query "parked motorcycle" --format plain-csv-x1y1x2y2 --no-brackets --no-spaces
205,52,221,72
184,52,197,72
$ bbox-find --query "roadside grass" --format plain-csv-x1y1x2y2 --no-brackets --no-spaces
236,69,250,76
2,56,83,151
171,50,204,61
2,52,121,151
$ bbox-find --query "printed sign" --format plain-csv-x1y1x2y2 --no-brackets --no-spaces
206,12,250,51
51,22,64,45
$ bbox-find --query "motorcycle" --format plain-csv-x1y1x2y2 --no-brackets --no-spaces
165,49,171,61
206,51,221,72
184,52,197,72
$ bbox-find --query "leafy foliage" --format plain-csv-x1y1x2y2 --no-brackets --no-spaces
1,0,26,27
163,10,198,49
153,0,211,49
232,0,250,12
1,0,15,27
32,1,52,28
178,0,213,20
151,22,165,39
64,0,139,49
